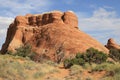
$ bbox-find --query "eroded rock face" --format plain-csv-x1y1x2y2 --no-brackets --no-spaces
105,38,120,49
1,11,108,61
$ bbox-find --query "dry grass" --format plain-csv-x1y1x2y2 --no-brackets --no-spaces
0,54,59,80
0,54,120,80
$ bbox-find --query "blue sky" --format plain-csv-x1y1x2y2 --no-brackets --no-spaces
0,0,120,48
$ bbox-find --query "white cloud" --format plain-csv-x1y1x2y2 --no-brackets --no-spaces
0,0,52,17
93,8,116,18
76,7,120,44
0,17,13,48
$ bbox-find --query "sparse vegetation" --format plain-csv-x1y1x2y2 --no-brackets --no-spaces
64,58,74,68
109,49,120,62
13,44,36,60
69,65,83,76
0,54,59,80
7,45,53,63
64,47,108,68
7,45,50,63
92,62,120,80
85,47,108,64
1,46,120,80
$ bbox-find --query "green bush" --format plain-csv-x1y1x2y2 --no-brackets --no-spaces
85,48,108,64
15,45,32,57
64,48,108,68
109,49,120,62
72,58,85,65
75,52,84,59
64,59,73,68
12,45,36,60
64,54,85,68
7,45,52,63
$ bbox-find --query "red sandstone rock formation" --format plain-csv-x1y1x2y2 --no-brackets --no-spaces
1,11,108,61
105,38,120,50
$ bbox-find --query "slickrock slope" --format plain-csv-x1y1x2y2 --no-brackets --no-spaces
1,11,108,61
105,38,120,50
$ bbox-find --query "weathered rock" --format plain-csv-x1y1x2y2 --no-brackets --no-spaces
63,11,78,28
105,38,120,49
15,16,28,26
1,11,108,61
29,16,37,26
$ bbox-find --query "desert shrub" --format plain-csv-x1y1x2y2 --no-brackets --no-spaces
72,58,85,65
64,53,85,68
7,45,55,63
64,59,73,68
64,48,108,68
75,52,84,59
31,53,51,63
102,74,120,80
10,44,36,61
92,62,110,72
109,49,120,62
69,65,83,76
92,62,120,79
14,45,52,63
85,48,108,64
82,62,92,69
6,50,13,55
15,45,34,57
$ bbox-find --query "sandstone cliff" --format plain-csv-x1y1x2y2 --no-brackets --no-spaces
1,11,108,61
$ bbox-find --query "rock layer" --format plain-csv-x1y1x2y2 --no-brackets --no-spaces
105,38,120,49
1,11,108,61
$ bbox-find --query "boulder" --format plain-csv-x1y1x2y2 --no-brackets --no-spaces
105,38,120,50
